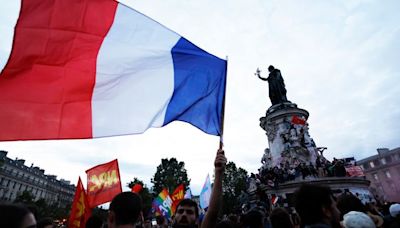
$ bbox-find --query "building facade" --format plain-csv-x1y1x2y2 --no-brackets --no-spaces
357,147,400,202
0,150,75,207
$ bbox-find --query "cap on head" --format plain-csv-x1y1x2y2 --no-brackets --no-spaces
342,211,375,228
389,203,400,217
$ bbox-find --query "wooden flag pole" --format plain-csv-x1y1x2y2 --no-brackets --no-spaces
219,56,228,150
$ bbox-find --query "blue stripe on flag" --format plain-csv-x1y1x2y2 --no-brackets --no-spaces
164,37,227,136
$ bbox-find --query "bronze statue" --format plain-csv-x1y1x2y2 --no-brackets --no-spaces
255,65,288,105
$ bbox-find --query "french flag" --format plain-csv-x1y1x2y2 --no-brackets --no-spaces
0,0,227,141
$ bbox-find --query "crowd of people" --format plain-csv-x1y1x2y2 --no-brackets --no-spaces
0,151,399,228
254,157,355,189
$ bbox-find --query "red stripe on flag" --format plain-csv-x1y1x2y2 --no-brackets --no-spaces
0,0,117,140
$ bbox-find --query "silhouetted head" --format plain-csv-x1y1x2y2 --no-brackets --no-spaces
0,203,36,228
336,193,366,220
295,184,340,227
270,207,293,228
108,192,142,228
268,65,275,72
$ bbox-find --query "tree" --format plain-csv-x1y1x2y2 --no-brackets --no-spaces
127,177,153,217
221,161,248,215
151,158,190,194
14,190,34,204
14,191,70,220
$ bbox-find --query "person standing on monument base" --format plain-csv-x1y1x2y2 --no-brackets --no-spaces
256,65,288,105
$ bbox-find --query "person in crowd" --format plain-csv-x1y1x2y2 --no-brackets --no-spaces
294,184,341,228
107,191,142,228
0,203,37,228
37,217,54,228
200,149,227,228
336,194,366,220
336,193,383,227
216,219,237,228
241,209,266,228
86,214,104,228
172,149,227,228
387,203,400,228
270,207,294,228
341,211,375,228
172,199,200,228
155,215,168,227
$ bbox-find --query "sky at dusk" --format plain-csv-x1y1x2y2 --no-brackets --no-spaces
0,0,399,195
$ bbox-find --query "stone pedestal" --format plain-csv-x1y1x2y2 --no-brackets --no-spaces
255,102,374,208
262,177,373,206
259,102,319,169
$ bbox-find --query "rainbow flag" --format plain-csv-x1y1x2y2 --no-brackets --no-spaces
152,188,173,218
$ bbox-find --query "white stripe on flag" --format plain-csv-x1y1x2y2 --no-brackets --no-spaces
93,3,180,137
0,2,20,71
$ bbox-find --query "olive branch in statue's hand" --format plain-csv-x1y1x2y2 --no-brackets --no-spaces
254,67,261,77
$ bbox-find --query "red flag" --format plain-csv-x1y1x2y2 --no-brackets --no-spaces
131,183,143,193
271,195,279,205
86,159,122,207
68,177,91,228
345,166,365,177
171,184,185,214
291,115,306,125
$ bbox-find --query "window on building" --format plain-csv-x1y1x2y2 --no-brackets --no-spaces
394,153,400,161
385,170,392,178
363,164,369,170
373,173,379,181
373,160,380,167
381,158,386,165
369,161,375,168
386,156,392,163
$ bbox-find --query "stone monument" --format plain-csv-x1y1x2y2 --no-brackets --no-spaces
256,66,319,169
252,66,373,208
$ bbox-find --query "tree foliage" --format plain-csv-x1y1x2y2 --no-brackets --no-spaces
127,177,153,217
222,161,248,214
13,190,70,220
151,158,190,194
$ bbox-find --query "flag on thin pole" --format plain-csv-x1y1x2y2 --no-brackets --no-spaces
199,174,212,209
86,159,122,208
0,0,227,141
184,188,192,199
68,177,91,228
152,188,173,219
170,184,185,215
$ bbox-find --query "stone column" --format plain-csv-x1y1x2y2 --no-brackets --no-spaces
260,102,318,168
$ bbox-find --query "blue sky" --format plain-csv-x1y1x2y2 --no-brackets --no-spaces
0,0,399,195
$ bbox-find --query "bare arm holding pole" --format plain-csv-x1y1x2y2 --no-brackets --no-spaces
200,149,227,228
